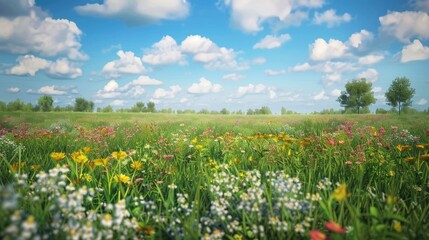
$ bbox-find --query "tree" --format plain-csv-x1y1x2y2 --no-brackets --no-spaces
38,95,54,112
74,98,94,112
147,102,156,113
385,77,415,115
220,108,230,115
131,102,146,112
337,79,376,114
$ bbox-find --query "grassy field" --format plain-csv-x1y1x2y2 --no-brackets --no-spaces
1,112,429,239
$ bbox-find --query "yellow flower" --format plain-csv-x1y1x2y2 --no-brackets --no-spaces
396,145,412,152
114,174,130,183
389,170,395,176
11,162,25,171
416,144,425,149
195,145,203,151
130,161,143,170
50,152,65,161
82,173,93,182
83,147,92,154
31,164,41,171
71,150,88,164
405,157,416,163
191,137,198,144
419,154,429,161
94,158,108,166
333,183,348,202
393,220,402,232
112,151,127,160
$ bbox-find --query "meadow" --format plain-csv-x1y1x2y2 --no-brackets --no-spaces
1,112,429,239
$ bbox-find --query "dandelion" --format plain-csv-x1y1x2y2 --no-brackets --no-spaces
333,183,348,202
325,221,346,233
50,152,65,161
130,161,143,170
114,174,130,184
112,151,127,160
309,230,327,240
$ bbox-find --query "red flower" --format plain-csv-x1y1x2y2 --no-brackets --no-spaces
325,221,346,233
309,230,327,240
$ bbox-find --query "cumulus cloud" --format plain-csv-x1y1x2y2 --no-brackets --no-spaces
347,29,373,48
313,9,351,27
358,54,384,65
379,11,429,42
223,73,245,81
142,35,185,65
96,76,162,99
111,99,126,106
372,86,382,93
312,90,328,100
188,77,222,94
309,38,348,61
152,85,182,99
7,87,20,93
401,39,429,63
102,50,146,77
75,0,190,26
253,34,291,49
181,35,246,70
236,83,267,98
127,75,163,86
357,68,378,83
7,55,82,79
418,98,428,105
96,80,122,99
28,85,66,95
316,61,356,86
290,62,311,71
265,69,287,76
330,89,342,97
222,0,323,33
0,2,87,60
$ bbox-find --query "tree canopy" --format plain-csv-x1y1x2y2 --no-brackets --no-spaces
337,79,376,114
385,77,415,115
38,95,54,112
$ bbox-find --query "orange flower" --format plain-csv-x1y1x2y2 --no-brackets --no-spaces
50,152,65,161
325,221,346,233
309,230,327,240
396,145,412,152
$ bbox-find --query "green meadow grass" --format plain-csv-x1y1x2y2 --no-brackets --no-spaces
0,112,428,239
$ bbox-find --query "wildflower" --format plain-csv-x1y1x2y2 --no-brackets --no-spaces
325,221,346,233
416,144,425,149
94,158,108,166
195,145,203,151
389,170,395,176
130,161,143,170
101,213,113,228
420,154,429,161
82,173,93,182
71,150,88,164
50,152,65,161
393,220,402,232
11,162,24,171
83,146,91,154
112,151,127,160
309,230,327,240
333,183,348,202
136,225,155,235
405,157,416,163
396,144,412,152
168,183,177,189
114,174,130,184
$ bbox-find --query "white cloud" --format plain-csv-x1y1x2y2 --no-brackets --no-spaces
7,55,82,79
96,76,162,99
265,69,286,76
103,80,119,92
102,50,146,77
253,34,291,49
330,89,342,97
401,39,429,63
96,80,122,99
181,35,245,70
188,77,222,94
358,54,384,65
291,62,311,71
0,3,87,60
252,57,266,65
180,97,188,103
222,0,323,33
316,61,356,86
309,38,348,61
379,11,429,42
347,29,373,48
312,90,328,100
236,83,267,98
7,55,49,76
372,86,382,93
46,58,83,79
418,98,428,105
32,85,66,95
7,87,20,93
412,0,429,13
111,99,126,106
357,68,378,83
127,75,163,86
153,85,182,99
223,73,245,81
142,35,185,65
313,9,351,27
75,0,190,26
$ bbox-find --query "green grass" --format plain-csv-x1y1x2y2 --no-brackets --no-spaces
0,112,428,239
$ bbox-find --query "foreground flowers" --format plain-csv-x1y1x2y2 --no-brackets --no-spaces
333,183,348,202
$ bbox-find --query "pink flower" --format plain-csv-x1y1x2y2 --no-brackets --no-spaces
325,221,346,233
309,230,327,240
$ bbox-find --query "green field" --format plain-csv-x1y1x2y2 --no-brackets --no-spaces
1,112,429,239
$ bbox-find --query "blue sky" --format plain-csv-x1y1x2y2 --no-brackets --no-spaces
1,0,429,113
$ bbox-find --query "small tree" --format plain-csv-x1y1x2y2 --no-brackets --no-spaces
74,98,94,112
385,77,415,115
337,79,376,114
147,102,156,113
38,95,54,112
